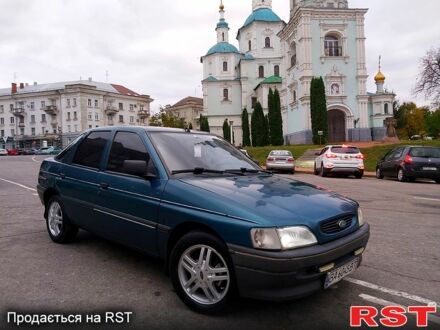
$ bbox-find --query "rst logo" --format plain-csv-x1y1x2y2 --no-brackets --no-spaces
350,306,437,327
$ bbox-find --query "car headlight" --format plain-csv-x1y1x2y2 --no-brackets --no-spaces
358,208,365,227
250,226,317,251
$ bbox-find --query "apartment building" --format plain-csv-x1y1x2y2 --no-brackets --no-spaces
0,79,153,148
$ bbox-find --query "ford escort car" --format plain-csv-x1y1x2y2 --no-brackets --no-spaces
37,127,370,314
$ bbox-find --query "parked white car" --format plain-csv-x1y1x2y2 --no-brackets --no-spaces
266,150,295,174
314,145,364,179
0,148,8,156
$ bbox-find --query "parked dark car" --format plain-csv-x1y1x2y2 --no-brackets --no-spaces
21,148,38,155
37,127,370,313
376,146,440,183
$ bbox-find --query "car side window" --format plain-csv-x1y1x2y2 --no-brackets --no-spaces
320,148,328,155
107,131,154,175
391,148,404,160
72,131,111,169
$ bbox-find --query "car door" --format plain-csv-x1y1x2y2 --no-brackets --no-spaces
93,130,167,255
315,147,327,168
56,131,112,228
382,148,404,177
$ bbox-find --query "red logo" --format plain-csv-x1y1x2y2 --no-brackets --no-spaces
350,306,437,327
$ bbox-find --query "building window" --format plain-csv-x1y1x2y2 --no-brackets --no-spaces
118,103,123,110
0,105,3,113
251,97,257,108
265,37,271,48
223,61,228,72
222,32,225,42
384,103,389,114
30,115,35,124
95,113,99,121
31,127,35,136
67,99,71,107
41,114,46,122
88,112,92,120
130,116,135,123
67,112,71,121
130,104,134,111
95,100,98,108
67,125,71,133
248,40,252,51
293,90,297,102
74,125,78,132
42,127,45,134
73,98,77,107
30,102,35,110
223,89,229,101
140,105,144,111
41,101,45,109
10,104,13,111
74,111,78,120
324,35,341,57
258,65,264,78
10,117,14,124
119,115,124,123
88,99,92,107
0,130,4,137
0,118,4,125
11,129,15,136
274,65,280,77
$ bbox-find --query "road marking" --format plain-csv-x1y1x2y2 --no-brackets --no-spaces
345,277,439,307
359,293,440,325
31,156,41,163
0,177,37,192
414,197,440,202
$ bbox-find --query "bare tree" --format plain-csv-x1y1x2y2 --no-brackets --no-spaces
415,47,440,102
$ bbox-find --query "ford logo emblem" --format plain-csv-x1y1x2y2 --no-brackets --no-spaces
338,220,348,228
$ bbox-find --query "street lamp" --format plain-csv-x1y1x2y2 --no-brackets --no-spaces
229,120,234,145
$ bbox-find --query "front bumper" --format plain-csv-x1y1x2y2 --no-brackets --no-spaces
326,167,363,175
228,223,370,301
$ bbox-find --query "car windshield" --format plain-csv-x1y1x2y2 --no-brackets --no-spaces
409,147,440,158
331,146,360,154
270,151,292,157
149,132,260,173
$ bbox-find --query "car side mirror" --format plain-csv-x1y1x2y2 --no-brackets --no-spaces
123,160,156,179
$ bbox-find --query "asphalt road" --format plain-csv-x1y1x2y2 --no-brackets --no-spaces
0,156,439,329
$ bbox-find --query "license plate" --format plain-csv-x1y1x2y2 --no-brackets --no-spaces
422,167,437,171
324,258,359,289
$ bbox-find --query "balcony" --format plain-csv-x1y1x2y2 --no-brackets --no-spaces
18,122,25,128
12,107,25,116
138,110,150,119
105,106,119,116
44,105,58,115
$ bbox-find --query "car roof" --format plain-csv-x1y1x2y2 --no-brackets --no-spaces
86,126,211,135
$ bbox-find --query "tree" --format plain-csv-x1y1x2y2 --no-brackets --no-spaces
241,108,251,147
149,105,185,128
199,115,210,132
270,89,284,145
223,119,231,142
267,88,275,145
394,102,427,139
251,102,266,146
310,77,328,144
425,108,440,138
263,114,270,146
415,47,440,103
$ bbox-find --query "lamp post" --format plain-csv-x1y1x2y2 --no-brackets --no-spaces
229,120,234,145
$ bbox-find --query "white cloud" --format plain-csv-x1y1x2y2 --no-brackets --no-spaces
0,0,439,111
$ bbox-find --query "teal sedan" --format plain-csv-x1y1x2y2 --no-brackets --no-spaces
37,127,369,314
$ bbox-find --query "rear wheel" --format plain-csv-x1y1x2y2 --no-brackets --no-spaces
435,179,440,184
46,196,78,243
169,231,234,314
355,172,363,179
397,168,408,182
320,164,327,177
376,167,384,179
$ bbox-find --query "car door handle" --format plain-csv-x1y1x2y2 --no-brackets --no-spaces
100,182,109,190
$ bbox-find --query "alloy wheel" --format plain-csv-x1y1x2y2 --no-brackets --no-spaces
48,201,63,237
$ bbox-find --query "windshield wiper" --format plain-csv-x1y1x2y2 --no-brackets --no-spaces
224,168,273,175
172,168,224,175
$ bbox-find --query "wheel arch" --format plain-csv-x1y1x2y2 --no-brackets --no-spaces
43,188,60,218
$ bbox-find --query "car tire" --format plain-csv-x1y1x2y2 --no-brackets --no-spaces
291,168,295,175
169,231,235,315
314,164,319,175
436,179,440,184
376,167,384,179
355,172,363,179
45,196,78,243
397,168,408,182
320,164,327,177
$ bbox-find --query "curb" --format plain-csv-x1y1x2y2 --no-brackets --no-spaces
295,167,376,178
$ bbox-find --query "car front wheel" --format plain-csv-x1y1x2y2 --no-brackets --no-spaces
46,196,78,243
376,167,384,179
169,231,234,314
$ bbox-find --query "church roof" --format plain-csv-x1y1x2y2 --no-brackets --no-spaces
261,75,282,84
242,8,282,29
170,96,203,108
242,52,255,60
206,42,239,56
216,18,229,29
202,76,219,82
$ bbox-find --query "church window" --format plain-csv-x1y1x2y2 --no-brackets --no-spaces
222,32,225,42
223,89,229,101
384,103,389,114
258,66,264,78
290,42,297,67
274,65,280,77
248,40,252,51
293,90,297,102
251,97,257,108
265,37,271,48
324,34,341,57
223,61,228,72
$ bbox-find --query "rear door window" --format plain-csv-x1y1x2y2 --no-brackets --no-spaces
409,147,440,158
72,131,111,169
331,146,360,154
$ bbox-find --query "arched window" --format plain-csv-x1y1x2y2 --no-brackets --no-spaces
324,35,341,56
290,42,297,67
265,37,271,48
274,65,280,77
222,32,225,42
223,88,229,100
258,65,264,78
248,40,252,51
293,90,297,102
223,61,228,72
384,103,389,114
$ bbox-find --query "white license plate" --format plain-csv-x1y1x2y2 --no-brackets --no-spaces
422,167,437,171
324,258,359,289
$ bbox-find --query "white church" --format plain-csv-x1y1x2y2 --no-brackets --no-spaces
201,0,395,145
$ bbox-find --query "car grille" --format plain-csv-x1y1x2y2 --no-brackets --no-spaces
320,214,354,234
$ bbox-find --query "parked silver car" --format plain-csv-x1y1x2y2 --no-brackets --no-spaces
266,150,295,174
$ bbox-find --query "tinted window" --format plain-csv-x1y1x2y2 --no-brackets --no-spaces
56,134,86,162
389,148,404,160
107,132,150,174
73,131,111,169
409,147,440,158
331,146,360,154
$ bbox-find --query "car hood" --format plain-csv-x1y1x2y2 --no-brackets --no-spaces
173,174,358,229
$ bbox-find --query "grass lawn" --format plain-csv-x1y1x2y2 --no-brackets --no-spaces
245,140,440,172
